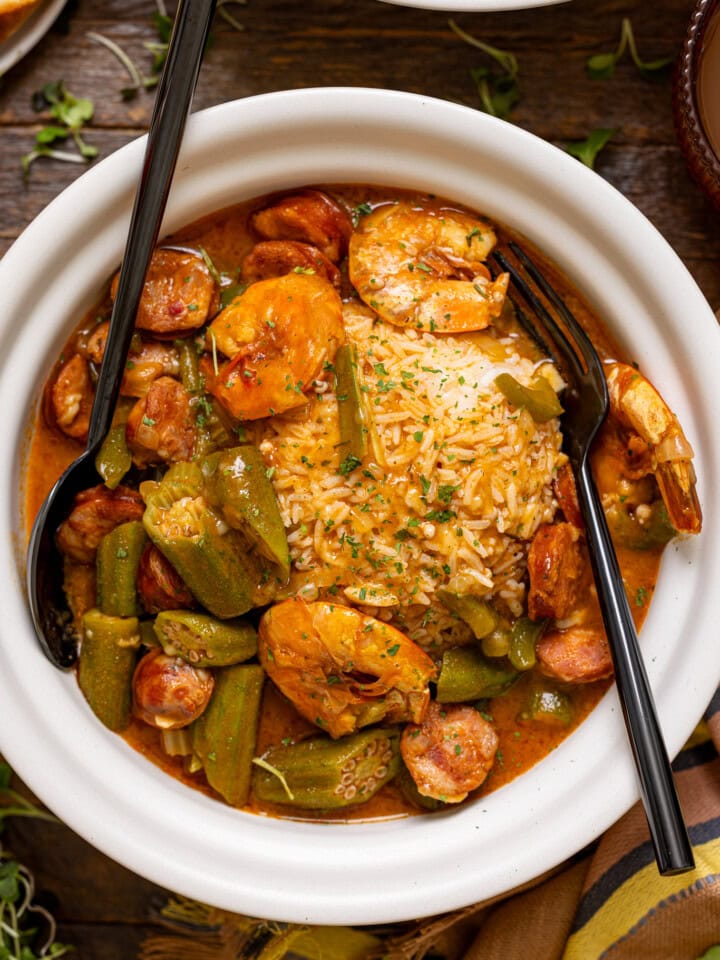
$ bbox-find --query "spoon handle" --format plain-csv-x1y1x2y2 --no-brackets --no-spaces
87,0,217,450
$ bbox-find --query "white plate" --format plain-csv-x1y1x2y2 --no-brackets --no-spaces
377,0,570,11
0,88,718,926
0,0,66,76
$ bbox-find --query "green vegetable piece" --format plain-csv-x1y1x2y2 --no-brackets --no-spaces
518,686,575,727
495,372,563,423
95,423,132,490
508,617,546,672
203,445,290,579
335,343,368,464
437,589,498,639
252,728,400,810
79,609,141,732
96,520,147,617
436,647,518,703
565,128,616,169
192,664,264,807
141,461,272,618
154,610,258,667
606,500,676,550
177,339,203,394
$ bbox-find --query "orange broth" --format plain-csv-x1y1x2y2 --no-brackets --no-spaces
24,185,662,821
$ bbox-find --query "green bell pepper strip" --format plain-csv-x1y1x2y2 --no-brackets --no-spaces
605,500,676,550
495,372,563,423
437,589,498,640
335,343,368,464
508,617,547,672
436,647,518,703
95,399,135,489
518,685,575,727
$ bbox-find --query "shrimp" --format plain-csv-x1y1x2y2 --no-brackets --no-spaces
45,353,94,441
536,625,613,684
84,322,180,396
110,248,219,339
605,362,701,535
242,240,341,290
527,522,584,622
56,485,144,563
348,201,509,333
258,597,436,739
251,189,353,263
400,701,499,803
201,272,345,421
125,376,197,466
133,648,214,730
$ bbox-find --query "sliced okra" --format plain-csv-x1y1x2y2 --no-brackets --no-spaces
252,728,400,810
153,610,258,667
96,520,147,617
192,663,264,807
79,608,141,731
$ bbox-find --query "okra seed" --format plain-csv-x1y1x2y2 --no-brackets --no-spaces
375,765,388,778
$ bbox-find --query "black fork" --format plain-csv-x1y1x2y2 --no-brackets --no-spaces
492,242,694,876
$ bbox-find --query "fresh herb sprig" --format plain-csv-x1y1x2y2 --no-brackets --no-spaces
450,19,519,120
0,763,72,959
22,81,98,177
565,127,616,169
587,18,673,80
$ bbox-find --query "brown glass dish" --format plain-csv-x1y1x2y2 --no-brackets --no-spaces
674,0,720,210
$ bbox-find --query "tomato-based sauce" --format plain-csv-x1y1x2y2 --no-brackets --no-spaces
24,184,685,822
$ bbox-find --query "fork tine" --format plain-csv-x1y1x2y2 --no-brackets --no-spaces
508,242,605,381
492,248,586,383
488,258,559,364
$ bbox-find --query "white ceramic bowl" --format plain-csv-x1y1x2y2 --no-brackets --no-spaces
1,88,719,925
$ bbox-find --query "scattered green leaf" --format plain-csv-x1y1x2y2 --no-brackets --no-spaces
22,81,98,176
564,128,616,168
587,18,673,80
450,19,520,119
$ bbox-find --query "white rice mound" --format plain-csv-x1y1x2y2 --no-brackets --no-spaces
255,301,564,652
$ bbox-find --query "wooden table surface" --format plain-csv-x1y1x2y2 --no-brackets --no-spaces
1,0,718,956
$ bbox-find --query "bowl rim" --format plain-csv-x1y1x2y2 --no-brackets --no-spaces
673,0,720,209
1,87,719,925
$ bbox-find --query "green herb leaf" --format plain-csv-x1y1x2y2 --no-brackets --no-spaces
451,19,520,120
24,80,97,176
587,19,673,81
565,128,616,169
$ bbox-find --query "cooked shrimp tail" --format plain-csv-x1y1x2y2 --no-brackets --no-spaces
606,361,702,535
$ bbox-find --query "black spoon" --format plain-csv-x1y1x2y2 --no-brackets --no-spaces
27,0,217,669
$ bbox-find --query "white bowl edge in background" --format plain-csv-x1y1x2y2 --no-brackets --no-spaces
376,0,570,10
0,88,718,925
0,0,67,76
